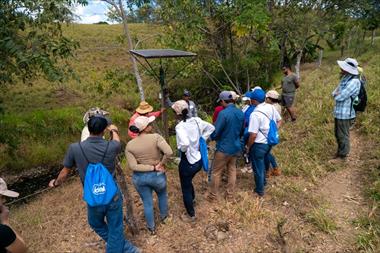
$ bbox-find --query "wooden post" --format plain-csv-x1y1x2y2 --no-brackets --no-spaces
159,65,169,142
115,156,139,236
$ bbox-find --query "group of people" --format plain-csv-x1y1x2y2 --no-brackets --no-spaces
0,57,365,253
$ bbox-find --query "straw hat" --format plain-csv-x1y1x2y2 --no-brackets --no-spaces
171,100,189,115
134,116,156,132
337,58,359,75
136,101,154,114
0,178,19,198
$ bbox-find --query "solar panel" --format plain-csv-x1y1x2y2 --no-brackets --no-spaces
130,49,197,59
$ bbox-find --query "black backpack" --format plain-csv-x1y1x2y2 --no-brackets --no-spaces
352,76,367,112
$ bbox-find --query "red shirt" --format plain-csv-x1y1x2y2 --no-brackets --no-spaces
212,106,224,124
128,111,161,139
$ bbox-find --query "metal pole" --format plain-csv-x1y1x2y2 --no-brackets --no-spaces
159,64,169,142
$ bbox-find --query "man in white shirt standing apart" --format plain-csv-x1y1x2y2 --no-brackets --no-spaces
247,101,282,198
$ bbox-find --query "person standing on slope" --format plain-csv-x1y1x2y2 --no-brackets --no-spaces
330,58,360,163
49,115,140,253
281,65,300,122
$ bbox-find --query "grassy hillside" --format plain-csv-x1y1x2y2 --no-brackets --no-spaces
0,24,165,173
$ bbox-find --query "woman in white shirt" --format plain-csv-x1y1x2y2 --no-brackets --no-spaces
171,100,215,222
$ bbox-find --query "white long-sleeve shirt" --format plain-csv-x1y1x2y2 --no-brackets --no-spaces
175,117,215,164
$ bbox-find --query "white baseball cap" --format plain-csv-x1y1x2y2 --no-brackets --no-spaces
134,116,155,132
0,178,19,198
171,100,189,115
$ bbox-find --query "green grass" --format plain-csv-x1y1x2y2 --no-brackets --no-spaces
305,207,337,234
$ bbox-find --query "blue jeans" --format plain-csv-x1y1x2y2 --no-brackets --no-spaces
132,171,168,231
250,143,271,196
179,152,202,217
87,191,139,253
268,152,278,168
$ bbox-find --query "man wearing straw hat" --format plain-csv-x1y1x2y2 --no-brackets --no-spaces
0,178,27,253
330,58,361,163
128,101,164,139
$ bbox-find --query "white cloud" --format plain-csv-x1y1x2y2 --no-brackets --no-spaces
73,2,111,24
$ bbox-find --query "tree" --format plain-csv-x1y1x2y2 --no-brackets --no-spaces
158,0,277,100
103,0,150,101
0,0,87,85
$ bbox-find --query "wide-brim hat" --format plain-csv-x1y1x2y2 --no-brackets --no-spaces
0,178,19,198
337,58,359,75
134,116,156,132
136,101,154,114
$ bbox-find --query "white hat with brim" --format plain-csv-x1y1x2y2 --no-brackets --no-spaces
337,59,359,75
134,116,155,132
0,178,19,198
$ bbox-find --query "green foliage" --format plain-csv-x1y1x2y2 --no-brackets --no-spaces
0,0,87,84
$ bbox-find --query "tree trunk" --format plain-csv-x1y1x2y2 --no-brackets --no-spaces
295,50,302,79
317,49,323,68
118,0,145,101
279,33,288,68
371,29,375,46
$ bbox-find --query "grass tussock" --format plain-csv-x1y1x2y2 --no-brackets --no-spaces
305,207,337,234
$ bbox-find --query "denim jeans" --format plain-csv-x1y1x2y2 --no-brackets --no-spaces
132,171,168,231
179,152,202,217
268,152,278,168
87,191,139,253
250,143,271,196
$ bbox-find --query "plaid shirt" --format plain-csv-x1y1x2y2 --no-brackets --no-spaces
332,75,360,119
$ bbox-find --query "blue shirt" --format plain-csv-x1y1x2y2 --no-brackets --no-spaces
244,104,256,128
211,104,245,155
332,75,360,120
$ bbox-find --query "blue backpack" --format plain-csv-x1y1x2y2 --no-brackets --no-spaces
195,120,209,172
257,108,280,146
79,142,118,207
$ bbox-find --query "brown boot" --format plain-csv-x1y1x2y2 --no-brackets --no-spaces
272,167,281,176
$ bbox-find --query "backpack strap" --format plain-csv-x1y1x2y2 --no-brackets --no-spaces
78,142,90,163
101,141,110,164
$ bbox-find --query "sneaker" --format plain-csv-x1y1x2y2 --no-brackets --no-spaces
272,167,281,176
180,213,196,223
148,228,156,236
240,167,248,173
328,156,347,164
247,168,253,173
160,214,172,224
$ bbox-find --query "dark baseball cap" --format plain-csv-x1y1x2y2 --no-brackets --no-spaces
87,114,110,134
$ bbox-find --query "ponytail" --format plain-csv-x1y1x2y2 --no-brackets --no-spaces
181,108,189,122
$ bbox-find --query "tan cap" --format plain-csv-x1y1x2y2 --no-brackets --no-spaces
0,178,19,198
134,116,155,132
171,100,189,115
136,101,154,114
266,90,280,100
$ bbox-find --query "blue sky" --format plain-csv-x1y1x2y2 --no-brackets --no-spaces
74,1,112,24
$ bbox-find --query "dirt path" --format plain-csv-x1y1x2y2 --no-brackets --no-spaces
316,130,367,252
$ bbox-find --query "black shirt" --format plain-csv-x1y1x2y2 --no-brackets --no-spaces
0,224,16,253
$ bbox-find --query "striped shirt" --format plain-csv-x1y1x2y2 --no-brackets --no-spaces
332,75,360,120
